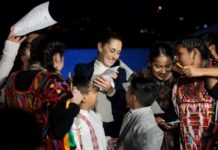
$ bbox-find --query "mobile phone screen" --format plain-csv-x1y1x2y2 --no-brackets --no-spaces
166,119,180,125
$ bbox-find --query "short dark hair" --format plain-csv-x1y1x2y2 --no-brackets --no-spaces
73,76,91,94
176,36,209,60
129,77,156,107
30,34,65,71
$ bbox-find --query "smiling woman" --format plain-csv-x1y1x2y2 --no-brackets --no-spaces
74,30,129,138
129,41,180,150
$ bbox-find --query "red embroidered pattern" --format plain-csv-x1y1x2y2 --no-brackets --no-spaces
177,78,214,150
4,70,70,150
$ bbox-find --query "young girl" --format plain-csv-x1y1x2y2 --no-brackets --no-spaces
173,36,215,149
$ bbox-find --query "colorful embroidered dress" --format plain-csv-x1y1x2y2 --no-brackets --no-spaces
4,67,79,150
174,77,214,150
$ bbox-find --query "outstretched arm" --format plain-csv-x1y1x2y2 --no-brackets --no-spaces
0,30,26,87
179,66,218,89
181,66,218,78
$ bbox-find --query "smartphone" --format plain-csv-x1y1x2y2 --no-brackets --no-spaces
165,119,180,125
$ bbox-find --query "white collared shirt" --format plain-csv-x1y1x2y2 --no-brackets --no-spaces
71,109,107,150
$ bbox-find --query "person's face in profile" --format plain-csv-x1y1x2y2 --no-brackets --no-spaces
207,44,218,59
176,45,194,66
83,83,98,108
125,86,135,108
97,39,122,67
53,53,64,72
150,55,172,81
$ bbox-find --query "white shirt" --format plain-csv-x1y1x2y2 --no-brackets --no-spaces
71,109,107,150
0,40,20,88
91,60,115,122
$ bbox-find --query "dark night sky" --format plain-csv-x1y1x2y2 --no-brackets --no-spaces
0,0,218,49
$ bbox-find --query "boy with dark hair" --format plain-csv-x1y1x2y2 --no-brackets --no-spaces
116,77,163,150
70,76,107,150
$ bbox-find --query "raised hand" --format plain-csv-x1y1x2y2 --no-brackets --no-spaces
70,87,83,105
7,29,26,44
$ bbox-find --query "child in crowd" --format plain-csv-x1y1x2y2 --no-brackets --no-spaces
116,77,163,150
173,36,215,149
71,76,107,150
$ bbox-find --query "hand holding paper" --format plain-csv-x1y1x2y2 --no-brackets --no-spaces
101,66,119,80
94,66,119,93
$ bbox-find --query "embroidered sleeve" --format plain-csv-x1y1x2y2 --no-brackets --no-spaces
43,73,80,139
42,74,71,107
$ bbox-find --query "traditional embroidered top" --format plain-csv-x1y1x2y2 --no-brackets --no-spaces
174,77,214,150
4,66,80,150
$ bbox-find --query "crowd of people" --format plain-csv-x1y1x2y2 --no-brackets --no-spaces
1,28,218,150
1,1,218,150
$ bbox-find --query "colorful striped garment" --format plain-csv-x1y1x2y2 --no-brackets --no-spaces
4,68,79,150
174,78,214,150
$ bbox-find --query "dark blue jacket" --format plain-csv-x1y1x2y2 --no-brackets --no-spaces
74,60,128,122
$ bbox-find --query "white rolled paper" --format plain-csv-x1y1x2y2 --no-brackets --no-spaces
12,1,57,36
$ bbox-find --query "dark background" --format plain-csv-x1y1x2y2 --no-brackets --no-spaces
0,0,218,49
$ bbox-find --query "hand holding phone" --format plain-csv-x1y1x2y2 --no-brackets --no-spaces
165,119,180,125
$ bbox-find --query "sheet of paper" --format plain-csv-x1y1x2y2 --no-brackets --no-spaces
100,66,119,80
12,1,57,36
94,66,119,90
119,60,133,80
122,82,130,92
